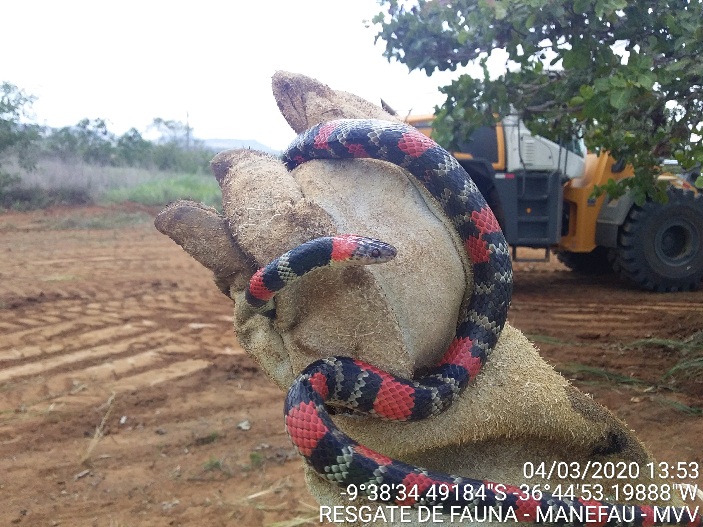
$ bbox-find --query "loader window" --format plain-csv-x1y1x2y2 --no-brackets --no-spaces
563,137,586,157
405,114,505,170
455,126,500,166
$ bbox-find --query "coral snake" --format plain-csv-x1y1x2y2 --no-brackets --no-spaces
244,119,701,527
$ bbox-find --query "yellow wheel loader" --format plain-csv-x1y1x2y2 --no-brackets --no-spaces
407,115,703,292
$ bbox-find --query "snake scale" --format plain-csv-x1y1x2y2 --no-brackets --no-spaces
244,119,701,527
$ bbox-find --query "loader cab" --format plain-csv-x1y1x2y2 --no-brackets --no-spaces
406,114,586,254
405,114,703,291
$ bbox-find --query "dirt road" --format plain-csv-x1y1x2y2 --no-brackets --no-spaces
1,206,701,526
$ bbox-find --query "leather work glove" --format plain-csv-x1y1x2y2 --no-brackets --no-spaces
155,71,675,526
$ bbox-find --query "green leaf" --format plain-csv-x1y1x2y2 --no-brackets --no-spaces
609,76,628,88
609,89,630,110
636,73,656,91
572,0,591,14
525,13,536,29
579,85,595,98
632,185,647,207
494,1,508,20
593,78,610,92
668,58,691,72
695,175,703,189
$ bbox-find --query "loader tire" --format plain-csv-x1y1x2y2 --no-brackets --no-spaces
613,188,703,291
556,247,614,274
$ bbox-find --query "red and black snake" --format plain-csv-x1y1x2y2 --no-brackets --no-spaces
245,119,701,527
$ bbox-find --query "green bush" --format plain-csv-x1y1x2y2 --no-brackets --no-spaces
104,173,221,208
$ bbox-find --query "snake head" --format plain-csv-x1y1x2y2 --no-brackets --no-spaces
331,234,397,266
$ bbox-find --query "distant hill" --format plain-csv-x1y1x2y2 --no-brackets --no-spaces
201,138,279,155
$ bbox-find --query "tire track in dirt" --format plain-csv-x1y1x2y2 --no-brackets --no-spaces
0,315,132,351
0,323,151,361
510,298,703,340
0,294,237,420
0,214,240,431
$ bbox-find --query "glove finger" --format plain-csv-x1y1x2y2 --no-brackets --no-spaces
154,200,254,295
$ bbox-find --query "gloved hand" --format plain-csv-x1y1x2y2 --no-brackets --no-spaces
155,71,665,526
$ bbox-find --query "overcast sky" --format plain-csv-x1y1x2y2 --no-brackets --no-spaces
2,1,494,151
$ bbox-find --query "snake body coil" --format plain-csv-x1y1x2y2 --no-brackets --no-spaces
244,119,701,527
245,234,397,317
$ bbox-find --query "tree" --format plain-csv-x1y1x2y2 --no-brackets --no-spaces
116,128,153,166
374,0,703,201
74,118,116,165
45,126,81,162
45,118,117,165
0,82,40,191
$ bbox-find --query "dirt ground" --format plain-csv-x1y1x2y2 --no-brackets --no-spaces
1,205,701,527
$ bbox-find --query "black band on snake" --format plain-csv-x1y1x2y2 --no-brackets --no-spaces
244,119,701,527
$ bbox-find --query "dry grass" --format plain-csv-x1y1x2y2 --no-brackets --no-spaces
80,392,116,466
3,157,221,209
11,158,173,198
